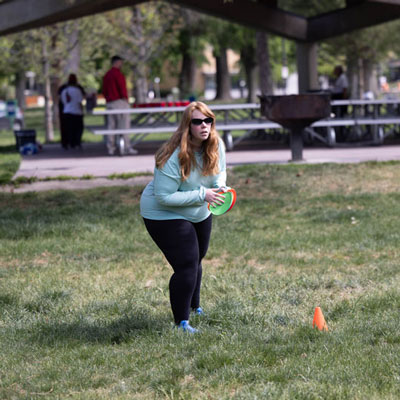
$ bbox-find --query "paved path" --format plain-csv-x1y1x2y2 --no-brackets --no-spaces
4,141,400,193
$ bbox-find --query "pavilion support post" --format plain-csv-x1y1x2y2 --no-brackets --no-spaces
296,42,319,93
289,127,304,162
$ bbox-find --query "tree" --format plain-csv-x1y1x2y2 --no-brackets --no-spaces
227,24,258,102
282,0,400,98
175,8,208,99
0,29,57,141
324,20,400,98
40,28,55,142
256,31,272,96
0,33,38,109
206,18,236,101
63,21,81,76
103,3,179,103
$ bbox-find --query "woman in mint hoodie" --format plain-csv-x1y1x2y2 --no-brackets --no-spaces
140,101,227,333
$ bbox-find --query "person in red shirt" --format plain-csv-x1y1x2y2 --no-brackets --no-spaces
102,55,137,155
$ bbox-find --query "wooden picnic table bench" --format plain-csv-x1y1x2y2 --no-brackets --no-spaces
88,100,400,155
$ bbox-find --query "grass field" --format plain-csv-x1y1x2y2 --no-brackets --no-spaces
0,102,275,185
1,161,400,399
0,108,110,185
0,108,175,185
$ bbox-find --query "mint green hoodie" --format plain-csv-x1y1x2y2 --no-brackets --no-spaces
140,139,227,223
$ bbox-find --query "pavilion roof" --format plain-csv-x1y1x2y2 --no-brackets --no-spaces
0,0,400,41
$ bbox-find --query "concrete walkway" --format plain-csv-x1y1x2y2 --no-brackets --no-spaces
4,140,400,193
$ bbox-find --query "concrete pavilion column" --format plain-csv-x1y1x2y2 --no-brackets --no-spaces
296,42,319,93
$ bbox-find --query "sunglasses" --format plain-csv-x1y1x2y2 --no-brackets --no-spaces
191,117,214,126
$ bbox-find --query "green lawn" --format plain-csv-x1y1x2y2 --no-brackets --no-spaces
1,162,400,399
0,109,109,185
0,107,248,185
0,103,276,185
0,129,19,184
18,107,106,145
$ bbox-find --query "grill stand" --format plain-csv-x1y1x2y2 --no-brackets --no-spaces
259,94,331,162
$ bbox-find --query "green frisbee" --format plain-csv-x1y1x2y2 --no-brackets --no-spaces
208,188,237,216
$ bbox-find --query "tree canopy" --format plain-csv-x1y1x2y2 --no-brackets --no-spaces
0,1,399,104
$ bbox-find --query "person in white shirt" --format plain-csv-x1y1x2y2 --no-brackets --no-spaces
60,74,85,148
331,65,349,100
331,65,349,123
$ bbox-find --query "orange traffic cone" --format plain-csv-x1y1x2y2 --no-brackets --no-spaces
312,307,328,331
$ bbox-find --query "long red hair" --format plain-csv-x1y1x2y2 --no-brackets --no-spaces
155,101,220,180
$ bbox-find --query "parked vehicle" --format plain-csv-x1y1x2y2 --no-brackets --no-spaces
0,100,24,130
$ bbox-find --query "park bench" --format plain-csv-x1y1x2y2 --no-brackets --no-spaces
88,100,400,155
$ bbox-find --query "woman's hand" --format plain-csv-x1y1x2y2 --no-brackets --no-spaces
217,186,230,193
205,188,225,207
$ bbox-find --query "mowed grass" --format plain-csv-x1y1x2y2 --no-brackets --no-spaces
0,109,115,185
0,128,20,184
1,162,400,399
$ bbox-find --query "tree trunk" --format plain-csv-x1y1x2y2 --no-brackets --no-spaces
51,76,61,129
48,27,63,130
215,48,231,101
15,71,26,110
131,7,148,104
347,58,357,99
133,66,148,104
64,21,80,75
363,58,378,97
245,65,257,103
358,57,364,99
256,31,272,95
179,51,197,99
240,44,257,102
41,36,54,142
241,56,257,102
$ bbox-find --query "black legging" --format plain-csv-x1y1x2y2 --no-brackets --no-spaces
64,113,84,148
143,215,212,324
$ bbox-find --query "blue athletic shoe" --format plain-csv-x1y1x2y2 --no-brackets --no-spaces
193,307,204,316
178,320,198,333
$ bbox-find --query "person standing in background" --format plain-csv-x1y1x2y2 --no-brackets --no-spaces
102,55,138,155
58,80,68,149
60,74,85,149
331,65,349,101
330,65,349,142
331,65,349,117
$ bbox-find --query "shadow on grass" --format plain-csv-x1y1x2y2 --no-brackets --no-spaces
30,311,169,346
0,144,17,153
0,186,145,240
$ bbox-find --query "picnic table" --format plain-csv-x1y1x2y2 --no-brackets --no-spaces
88,99,400,156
